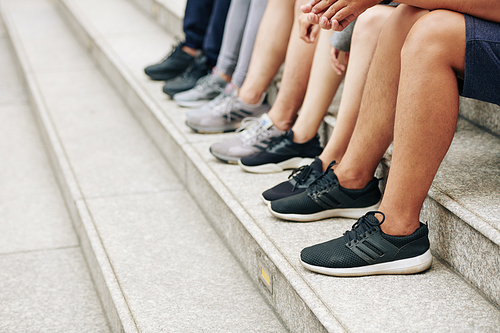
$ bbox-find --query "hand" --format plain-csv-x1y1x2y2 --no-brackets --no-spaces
329,47,349,75
298,13,321,43
301,0,379,31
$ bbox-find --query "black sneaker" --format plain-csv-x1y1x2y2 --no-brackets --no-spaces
269,168,381,221
238,131,323,173
162,55,210,97
261,157,326,205
144,42,195,81
300,212,433,276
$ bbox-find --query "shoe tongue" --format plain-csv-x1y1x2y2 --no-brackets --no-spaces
325,168,338,181
310,157,323,173
364,213,380,224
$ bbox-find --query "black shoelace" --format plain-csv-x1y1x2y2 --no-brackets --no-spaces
308,161,338,195
344,211,385,245
288,165,313,192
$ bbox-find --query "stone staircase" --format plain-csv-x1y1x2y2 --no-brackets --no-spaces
2,0,499,331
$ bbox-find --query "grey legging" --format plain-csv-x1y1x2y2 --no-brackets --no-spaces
215,0,268,88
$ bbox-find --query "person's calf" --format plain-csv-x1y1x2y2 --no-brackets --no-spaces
376,10,466,237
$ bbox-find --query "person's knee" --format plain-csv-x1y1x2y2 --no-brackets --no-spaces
376,5,428,42
402,10,466,73
352,5,393,41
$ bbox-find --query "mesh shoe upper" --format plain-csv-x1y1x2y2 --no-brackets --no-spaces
186,89,271,133
240,131,323,167
145,42,194,81
174,71,226,104
262,157,324,202
270,169,381,215
301,212,430,268
209,113,285,162
163,55,210,97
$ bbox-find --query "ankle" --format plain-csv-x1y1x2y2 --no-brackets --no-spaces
238,88,263,105
291,130,313,144
377,206,422,236
267,112,293,131
218,71,232,83
334,165,372,190
181,45,199,57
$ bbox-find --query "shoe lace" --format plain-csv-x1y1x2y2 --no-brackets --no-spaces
308,161,338,194
236,117,261,142
343,211,385,244
289,165,313,192
195,74,224,93
211,90,238,120
236,117,277,147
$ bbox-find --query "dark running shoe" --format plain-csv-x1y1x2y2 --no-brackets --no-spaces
269,168,381,221
238,131,323,174
300,211,433,276
261,157,326,205
144,42,195,81
163,55,210,97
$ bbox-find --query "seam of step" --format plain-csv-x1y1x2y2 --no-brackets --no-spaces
56,0,500,321
0,5,139,333
54,0,347,331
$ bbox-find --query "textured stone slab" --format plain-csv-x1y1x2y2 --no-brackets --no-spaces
0,248,109,332
33,69,184,199
434,119,500,232
460,97,500,136
0,105,79,254
86,192,286,333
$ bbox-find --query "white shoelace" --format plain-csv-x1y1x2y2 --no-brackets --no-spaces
211,91,238,120
237,117,275,146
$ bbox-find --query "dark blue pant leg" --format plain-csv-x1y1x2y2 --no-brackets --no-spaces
203,0,232,67
183,0,214,51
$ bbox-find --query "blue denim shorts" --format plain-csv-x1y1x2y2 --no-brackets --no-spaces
461,14,500,106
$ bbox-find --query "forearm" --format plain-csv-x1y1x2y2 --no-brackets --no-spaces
397,0,500,22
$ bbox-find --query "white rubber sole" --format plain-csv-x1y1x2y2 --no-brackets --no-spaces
260,194,270,206
185,121,239,134
209,150,240,164
238,157,314,174
269,202,381,222
174,99,210,108
300,249,433,276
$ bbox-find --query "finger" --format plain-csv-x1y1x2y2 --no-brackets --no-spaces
298,21,309,41
331,9,357,31
320,3,338,20
307,13,321,25
310,0,334,15
319,16,332,30
309,24,320,42
300,0,320,14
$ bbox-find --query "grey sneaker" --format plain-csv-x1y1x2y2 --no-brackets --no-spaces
186,90,229,118
209,113,286,163
185,89,271,134
174,71,227,108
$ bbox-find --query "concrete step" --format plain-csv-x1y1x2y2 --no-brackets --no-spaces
127,0,185,39
0,15,109,332
0,0,287,332
460,97,500,137
49,0,500,331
